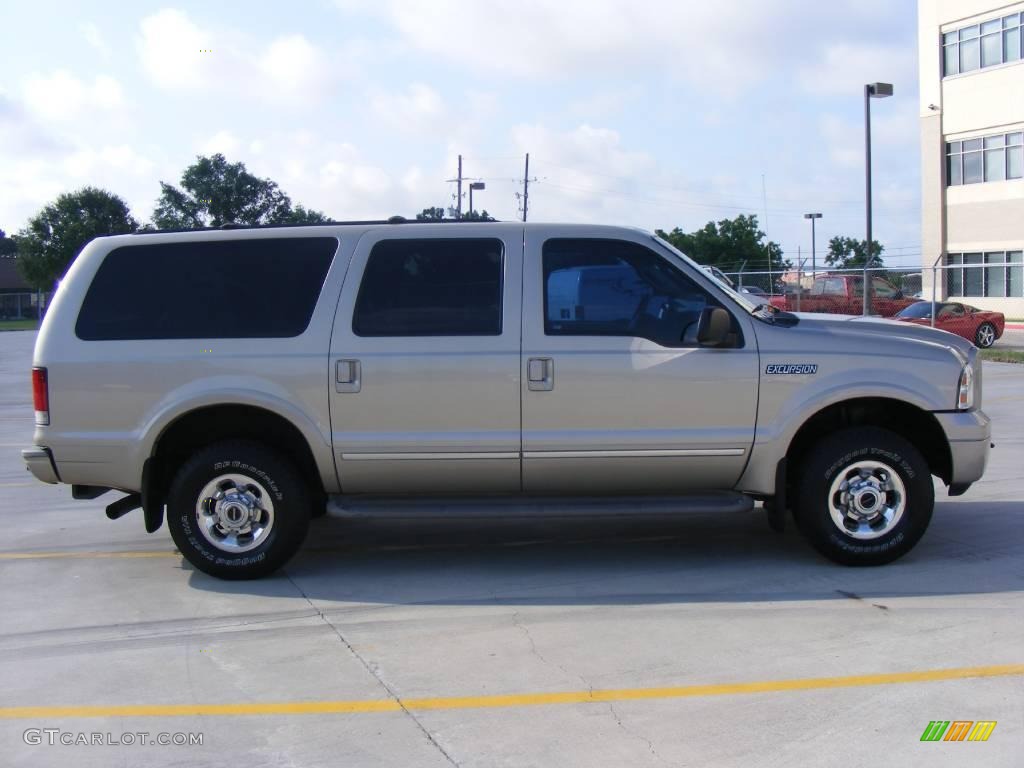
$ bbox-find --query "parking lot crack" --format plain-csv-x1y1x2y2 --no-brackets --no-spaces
606,702,674,766
511,611,590,690
511,611,552,667
284,571,460,768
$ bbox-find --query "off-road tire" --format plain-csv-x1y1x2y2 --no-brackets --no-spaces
167,440,311,579
794,427,933,566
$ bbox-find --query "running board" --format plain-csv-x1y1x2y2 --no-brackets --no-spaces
327,492,753,520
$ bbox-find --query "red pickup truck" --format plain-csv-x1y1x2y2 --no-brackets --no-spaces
768,274,920,317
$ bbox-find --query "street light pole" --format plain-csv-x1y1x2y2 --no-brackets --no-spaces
804,212,822,279
863,82,892,316
468,181,485,219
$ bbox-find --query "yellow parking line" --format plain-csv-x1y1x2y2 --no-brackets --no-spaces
0,664,1020,720
0,551,178,560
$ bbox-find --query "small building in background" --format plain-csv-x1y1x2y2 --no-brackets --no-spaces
0,259,42,320
919,0,1024,317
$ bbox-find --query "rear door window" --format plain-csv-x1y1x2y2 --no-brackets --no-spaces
76,237,338,340
352,238,503,336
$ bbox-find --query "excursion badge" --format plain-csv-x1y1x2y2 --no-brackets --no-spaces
765,364,818,375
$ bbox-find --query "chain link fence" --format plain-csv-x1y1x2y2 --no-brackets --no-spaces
0,291,50,322
717,261,1020,348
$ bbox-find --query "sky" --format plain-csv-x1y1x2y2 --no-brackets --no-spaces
0,0,924,269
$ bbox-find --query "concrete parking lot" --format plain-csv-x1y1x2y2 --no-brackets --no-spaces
0,329,1021,767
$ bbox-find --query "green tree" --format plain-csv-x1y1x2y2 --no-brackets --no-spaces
656,214,788,275
0,229,18,257
284,205,333,225
825,236,884,269
415,206,447,221
153,154,330,229
16,187,138,290
415,206,492,221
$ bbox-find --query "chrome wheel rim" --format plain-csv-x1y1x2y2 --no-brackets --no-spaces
976,324,995,348
827,460,906,540
195,473,275,553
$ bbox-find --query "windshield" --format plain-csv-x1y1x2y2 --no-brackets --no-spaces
651,235,759,314
896,302,936,319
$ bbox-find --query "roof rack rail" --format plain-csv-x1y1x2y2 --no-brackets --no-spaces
130,217,498,235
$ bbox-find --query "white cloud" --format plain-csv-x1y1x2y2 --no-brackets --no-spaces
259,34,327,97
370,83,445,132
200,130,241,156
137,10,332,102
81,22,111,58
509,123,655,221
21,71,123,121
137,9,213,89
362,0,903,93
798,43,915,97
819,115,863,170
65,145,155,180
819,98,918,172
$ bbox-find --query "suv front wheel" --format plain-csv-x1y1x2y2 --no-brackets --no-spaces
794,427,934,566
167,440,311,579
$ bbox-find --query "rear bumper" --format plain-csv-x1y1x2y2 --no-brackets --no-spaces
933,409,991,487
22,446,61,485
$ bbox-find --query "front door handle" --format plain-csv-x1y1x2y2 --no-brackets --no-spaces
336,359,361,393
527,357,554,391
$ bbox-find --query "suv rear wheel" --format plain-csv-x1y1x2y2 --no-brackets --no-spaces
167,440,311,579
794,427,933,565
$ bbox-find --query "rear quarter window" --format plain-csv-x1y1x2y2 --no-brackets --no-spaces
75,237,338,340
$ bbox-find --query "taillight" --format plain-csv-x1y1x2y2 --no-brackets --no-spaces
32,367,49,426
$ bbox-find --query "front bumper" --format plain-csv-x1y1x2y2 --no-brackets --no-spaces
22,446,60,484
933,409,991,487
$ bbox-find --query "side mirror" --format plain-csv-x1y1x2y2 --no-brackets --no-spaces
696,306,731,347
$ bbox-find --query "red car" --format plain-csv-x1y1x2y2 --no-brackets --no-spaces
895,301,1005,348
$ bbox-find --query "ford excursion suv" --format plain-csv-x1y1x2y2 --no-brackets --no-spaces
22,222,991,579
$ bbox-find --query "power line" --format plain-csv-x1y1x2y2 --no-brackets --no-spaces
531,178,919,224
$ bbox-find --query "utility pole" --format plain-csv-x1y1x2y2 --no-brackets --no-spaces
445,155,466,219
522,153,530,222
456,154,463,220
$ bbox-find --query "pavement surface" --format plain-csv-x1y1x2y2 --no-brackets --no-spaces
0,329,1021,767
993,328,1024,350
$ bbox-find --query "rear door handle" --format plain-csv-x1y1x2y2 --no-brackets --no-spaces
527,357,554,391
336,359,361,393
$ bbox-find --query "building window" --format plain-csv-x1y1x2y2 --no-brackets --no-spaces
942,12,1022,76
946,132,1024,185
946,251,1024,298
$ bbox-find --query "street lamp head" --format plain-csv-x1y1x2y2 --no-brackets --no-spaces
469,182,486,190
867,82,893,98
804,212,823,220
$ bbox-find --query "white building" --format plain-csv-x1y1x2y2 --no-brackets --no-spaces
919,0,1024,317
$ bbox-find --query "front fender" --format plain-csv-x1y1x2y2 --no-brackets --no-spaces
739,370,954,496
